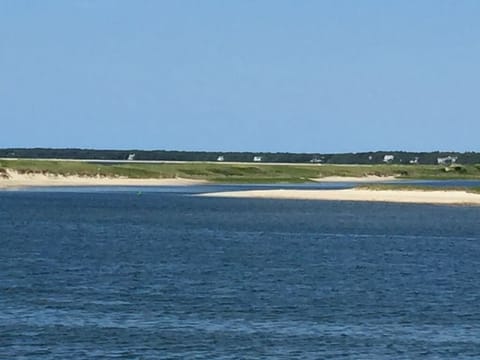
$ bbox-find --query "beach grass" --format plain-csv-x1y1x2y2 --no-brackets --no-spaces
357,183,480,194
1,159,480,183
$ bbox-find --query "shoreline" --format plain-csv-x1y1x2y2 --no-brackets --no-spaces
0,170,207,189
311,175,397,183
0,170,399,189
2,171,480,205
198,188,480,205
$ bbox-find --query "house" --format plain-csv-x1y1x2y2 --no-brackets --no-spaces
409,157,419,164
216,156,225,162
437,156,457,165
253,156,262,162
127,153,136,161
383,155,394,163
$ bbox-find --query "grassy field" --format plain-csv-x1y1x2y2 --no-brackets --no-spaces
1,159,480,183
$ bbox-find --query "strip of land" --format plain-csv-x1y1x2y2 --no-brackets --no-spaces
3,167,477,206
311,175,396,182
198,188,480,205
0,170,206,189
1,159,480,193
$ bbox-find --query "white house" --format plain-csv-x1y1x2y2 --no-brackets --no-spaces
127,153,136,161
383,155,394,163
253,156,262,162
217,156,225,162
437,156,457,165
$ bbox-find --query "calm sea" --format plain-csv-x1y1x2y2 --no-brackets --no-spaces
1,187,480,359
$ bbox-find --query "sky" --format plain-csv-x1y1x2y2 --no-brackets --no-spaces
1,0,479,153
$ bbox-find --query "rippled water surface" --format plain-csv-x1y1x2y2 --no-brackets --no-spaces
1,190,480,359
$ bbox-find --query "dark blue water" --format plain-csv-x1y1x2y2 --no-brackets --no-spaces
1,189,480,359
13,178,480,194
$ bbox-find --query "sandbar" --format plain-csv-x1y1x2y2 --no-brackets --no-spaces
198,188,480,205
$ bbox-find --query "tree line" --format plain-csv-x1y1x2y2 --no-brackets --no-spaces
1,148,479,165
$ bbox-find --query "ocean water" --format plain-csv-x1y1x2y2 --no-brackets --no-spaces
1,189,480,359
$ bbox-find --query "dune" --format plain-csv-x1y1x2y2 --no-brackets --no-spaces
0,170,206,189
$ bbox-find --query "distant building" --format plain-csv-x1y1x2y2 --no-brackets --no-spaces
383,155,394,163
309,157,323,163
409,157,419,164
127,153,136,161
253,156,262,162
217,156,225,162
437,156,457,165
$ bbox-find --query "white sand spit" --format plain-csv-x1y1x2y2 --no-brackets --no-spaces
198,188,480,205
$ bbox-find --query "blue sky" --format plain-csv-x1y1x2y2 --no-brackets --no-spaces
1,1,479,152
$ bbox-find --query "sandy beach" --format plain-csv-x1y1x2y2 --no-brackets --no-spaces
311,175,397,182
2,170,480,205
199,188,480,205
0,170,206,189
